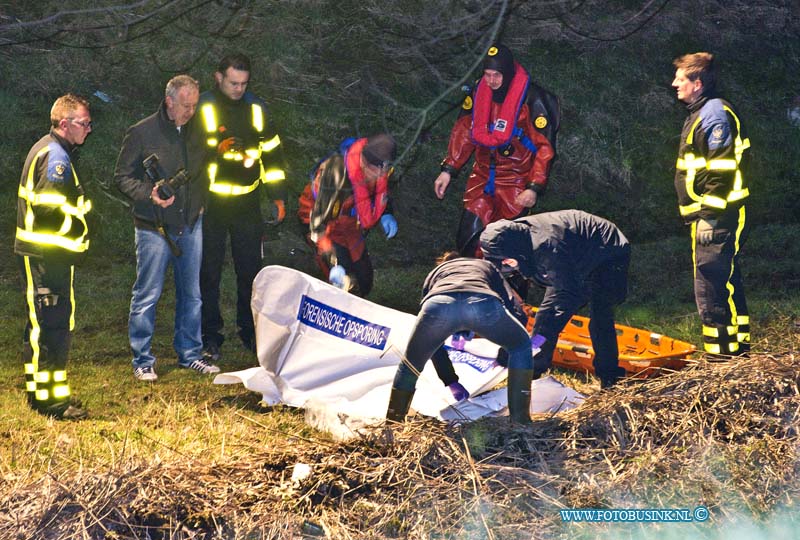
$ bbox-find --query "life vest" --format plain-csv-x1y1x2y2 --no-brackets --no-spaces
344,138,389,230
471,63,538,195
308,137,389,230
471,62,530,148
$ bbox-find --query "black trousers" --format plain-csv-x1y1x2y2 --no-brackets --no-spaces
18,255,75,409
693,207,749,355
532,248,630,382
330,242,374,297
200,195,263,348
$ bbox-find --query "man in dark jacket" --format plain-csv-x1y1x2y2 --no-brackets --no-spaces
480,210,630,388
386,252,534,424
15,94,93,419
114,74,219,381
197,53,287,359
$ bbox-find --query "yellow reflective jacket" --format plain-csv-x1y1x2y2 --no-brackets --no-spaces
197,89,286,199
674,96,750,222
15,131,91,261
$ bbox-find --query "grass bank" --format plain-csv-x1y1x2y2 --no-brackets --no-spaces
0,221,798,538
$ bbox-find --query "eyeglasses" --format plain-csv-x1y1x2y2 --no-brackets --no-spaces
68,118,93,129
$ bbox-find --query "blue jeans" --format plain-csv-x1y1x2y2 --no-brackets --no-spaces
129,216,203,369
393,292,531,392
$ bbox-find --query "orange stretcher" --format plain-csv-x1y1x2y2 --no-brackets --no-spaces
523,306,696,378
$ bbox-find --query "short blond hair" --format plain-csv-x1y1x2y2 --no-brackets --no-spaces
50,94,90,128
165,74,199,99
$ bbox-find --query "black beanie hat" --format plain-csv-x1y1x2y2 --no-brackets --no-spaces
484,44,515,81
483,43,516,102
362,134,397,168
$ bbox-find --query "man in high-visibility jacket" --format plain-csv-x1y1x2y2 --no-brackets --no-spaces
15,94,93,419
197,53,287,360
672,52,750,357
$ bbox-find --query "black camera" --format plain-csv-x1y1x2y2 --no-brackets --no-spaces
142,154,190,200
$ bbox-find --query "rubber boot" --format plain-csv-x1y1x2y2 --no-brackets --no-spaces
386,387,416,422
507,369,533,425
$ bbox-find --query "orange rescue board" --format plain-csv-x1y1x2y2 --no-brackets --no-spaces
524,305,695,378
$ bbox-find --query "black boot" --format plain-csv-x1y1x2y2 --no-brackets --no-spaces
599,365,627,389
507,369,533,425
386,387,415,422
34,398,88,421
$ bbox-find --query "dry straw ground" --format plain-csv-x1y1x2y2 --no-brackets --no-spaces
2,321,799,539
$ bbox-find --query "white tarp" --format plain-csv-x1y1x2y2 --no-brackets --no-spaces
214,266,584,434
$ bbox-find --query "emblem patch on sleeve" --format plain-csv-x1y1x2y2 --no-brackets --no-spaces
708,124,731,150
535,115,548,129
47,159,70,183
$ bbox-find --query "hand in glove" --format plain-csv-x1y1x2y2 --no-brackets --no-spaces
217,136,244,155
696,218,717,247
451,331,475,351
274,200,286,223
263,200,286,225
448,381,470,402
380,214,398,239
530,334,546,351
328,265,347,288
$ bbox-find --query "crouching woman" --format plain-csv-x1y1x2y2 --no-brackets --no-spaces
386,252,534,424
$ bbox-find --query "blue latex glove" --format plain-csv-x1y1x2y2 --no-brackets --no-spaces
328,265,346,288
448,381,470,402
380,214,398,239
531,334,546,351
451,331,475,351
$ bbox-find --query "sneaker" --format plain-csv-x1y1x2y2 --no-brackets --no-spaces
35,398,88,420
202,342,221,363
134,365,158,381
182,358,220,374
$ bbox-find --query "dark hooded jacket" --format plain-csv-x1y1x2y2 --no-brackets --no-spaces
480,210,629,306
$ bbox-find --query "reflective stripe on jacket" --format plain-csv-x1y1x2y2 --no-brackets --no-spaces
199,90,286,197
674,96,750,222
15,131,91,260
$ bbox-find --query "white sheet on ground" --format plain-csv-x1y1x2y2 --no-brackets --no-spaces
214,266,584,436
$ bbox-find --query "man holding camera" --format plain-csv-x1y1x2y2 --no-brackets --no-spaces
197,53,287,360
114,74,219,381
